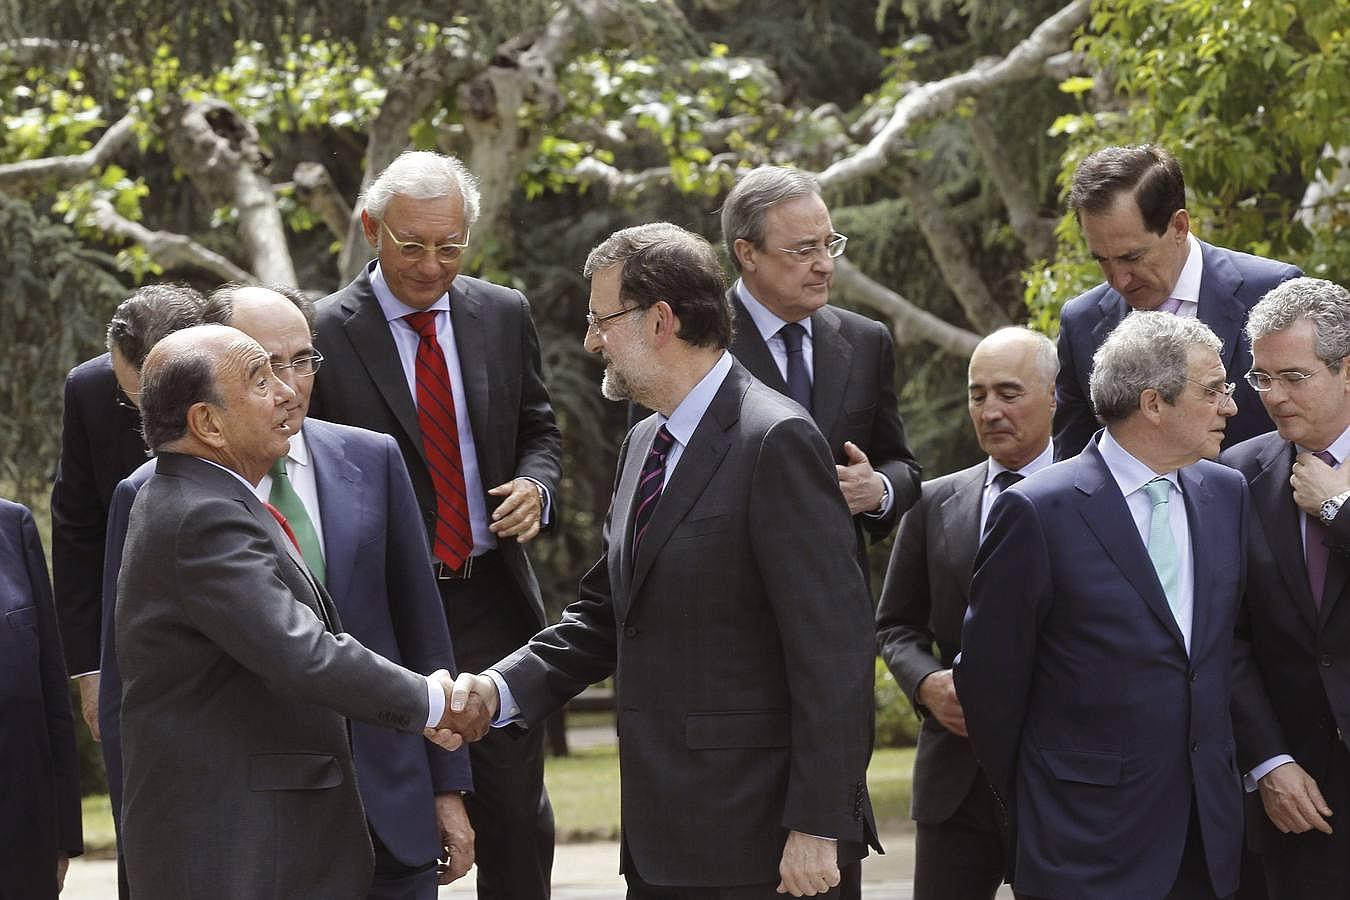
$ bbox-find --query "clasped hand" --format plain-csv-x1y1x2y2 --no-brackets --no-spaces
423,670,501,751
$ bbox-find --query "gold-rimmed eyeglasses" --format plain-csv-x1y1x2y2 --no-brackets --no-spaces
381,221,471,264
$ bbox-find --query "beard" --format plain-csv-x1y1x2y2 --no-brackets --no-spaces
601,363,635,402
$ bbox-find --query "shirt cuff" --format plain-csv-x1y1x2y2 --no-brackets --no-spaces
486,669,523,727
521,477,552,526
1244,755,1295,792
863,472,894,519
425,675,446,729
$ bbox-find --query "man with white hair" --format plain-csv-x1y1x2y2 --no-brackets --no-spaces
312,151,562,900
958,312,1250,898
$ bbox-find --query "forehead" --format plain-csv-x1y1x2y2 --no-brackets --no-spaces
1185,344,1225,377
1078,195,1151,250
229,293,311,355
1252,318,1319,365
588,265,623,310
762,194,832,243
383,193,466,238
968,339,1042,387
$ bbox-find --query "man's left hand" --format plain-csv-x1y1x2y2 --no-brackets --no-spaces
776,831,840,897
836,442,884,516
435,792,475,884
488,478,543,542
57,854,69,892
1292,452,1350,517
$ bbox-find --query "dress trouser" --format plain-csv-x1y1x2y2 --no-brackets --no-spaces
913,769,1006,900
622,836,858,900
1261,734,1350,900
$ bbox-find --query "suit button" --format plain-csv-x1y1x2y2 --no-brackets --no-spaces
1189,670,1198,683
1320,654,1334,667
1191,741,1200,752
624,626,639,638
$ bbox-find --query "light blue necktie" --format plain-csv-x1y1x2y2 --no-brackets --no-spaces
1145,477,1181,619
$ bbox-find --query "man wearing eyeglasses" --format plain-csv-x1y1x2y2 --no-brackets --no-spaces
311,150,562,900
1054,144,1302,461
720,165,921,588
1221,278,1350,899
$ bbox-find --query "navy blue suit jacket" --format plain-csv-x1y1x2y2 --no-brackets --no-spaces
956,438,1248,898
102,420,470,867
0,500,83,899
1054,241,1301,459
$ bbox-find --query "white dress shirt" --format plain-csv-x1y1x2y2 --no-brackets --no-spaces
1169,233,1203,318
979,442,1054,537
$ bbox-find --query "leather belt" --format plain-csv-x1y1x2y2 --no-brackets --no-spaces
433,551,493,581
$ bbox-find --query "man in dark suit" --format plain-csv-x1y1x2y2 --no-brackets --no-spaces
1054,144,1301,459
310,150,562,900
958,311,1250,899
447,223,880,898
51,284,202,740
116,324,482,900
720,165,920,579
1221,277,1350,899
101,284,476,899
877,326,1057,899
0,499,82,899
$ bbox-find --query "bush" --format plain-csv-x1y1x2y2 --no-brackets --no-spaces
874,656,921,748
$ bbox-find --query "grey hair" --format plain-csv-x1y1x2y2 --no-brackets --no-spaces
977,326,1059,387
1246,277,1350,366
360,150,481,227
1089,312,1223,424
720,166,821,272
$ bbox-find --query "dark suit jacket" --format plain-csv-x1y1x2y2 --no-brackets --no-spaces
0,500,82,900
729,292,921,550
116,453,432,900
50,353,149,673
1222,432,1350,853
310,265,563,632
876,461,987,824
495,361,880,888
956,440,1248,899
1054,241,1301,458
102,421,471,869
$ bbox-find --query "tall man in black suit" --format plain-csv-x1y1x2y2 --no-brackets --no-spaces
1054,144,1301,459
877,326,1057,899
720,166,921,578
310,150,563,899
1222,278,1350,899
51,284,202,739
959,312,1250,899
447,222,880,898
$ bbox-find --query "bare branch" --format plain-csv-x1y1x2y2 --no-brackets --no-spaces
968,104,1057,262
90,199,256,284
0,115,136,194
292,162,352,241
818,0,1091,190
831,258,981,358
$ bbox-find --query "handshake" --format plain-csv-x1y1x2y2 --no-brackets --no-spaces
423,671,502,751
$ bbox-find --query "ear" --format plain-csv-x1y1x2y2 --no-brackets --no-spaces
186,401,227,449
1169,208,1190,240
361,209,381,250
648,301,680,350
733,238,758,273
1138,387,1165,425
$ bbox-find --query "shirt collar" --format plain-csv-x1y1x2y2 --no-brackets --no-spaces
659,351,734,449
1172,233,1203,304
1297,421,1350,466
1098,428,1182,498
370,262,451,323
285,426,311,468
985,441,1054,488
735,279,813,341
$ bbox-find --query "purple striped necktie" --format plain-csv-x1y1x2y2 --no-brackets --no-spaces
1306,449,1338,608
632,426,676,555
404,311,473,569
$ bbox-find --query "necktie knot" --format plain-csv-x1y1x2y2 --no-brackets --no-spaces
270,457,290,480
992,470,1023,494
1145,476,1172,508
1316,449,1338,467
1157,297,1184,315
652,425,675,456
404,310,439,339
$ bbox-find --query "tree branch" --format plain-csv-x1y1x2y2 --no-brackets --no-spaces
817,0,1091,190
90,199,256,284
0,114,136,194
968,104,1057,262
831,258,981,357
292,161,352,241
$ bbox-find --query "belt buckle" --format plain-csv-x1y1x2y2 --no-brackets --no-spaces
434,556,474,581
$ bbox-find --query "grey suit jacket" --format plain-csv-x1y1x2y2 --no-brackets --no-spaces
495,361,880,888
116,453,431,900
876,461,987,824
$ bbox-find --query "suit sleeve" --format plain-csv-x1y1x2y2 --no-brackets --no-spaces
373,436,474,792
876,493,944,708
511,292,563,521
50,371,105,675
863,322,921,537
20,507,85,857
1052,313,1097,460
955,488,1052,798
751,416,875,843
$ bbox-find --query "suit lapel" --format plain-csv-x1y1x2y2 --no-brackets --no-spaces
1195,240,1247,372
937,463,987,596
613,417,657,615
730,293,789,395
808,306,851,445
305,422,363,609
339,268,424,462
448,279,493,484
1179,465,1214,656
1074,443,1189,652
1248,438,1321,630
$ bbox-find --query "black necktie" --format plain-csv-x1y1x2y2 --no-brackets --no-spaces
633,426,675,554
993,470,1024,494
1306,449,1337,607
779,322,812,410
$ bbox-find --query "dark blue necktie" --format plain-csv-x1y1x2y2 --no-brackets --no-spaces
633,426,675,554
779,322,812,410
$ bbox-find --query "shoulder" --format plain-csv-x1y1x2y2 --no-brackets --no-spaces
741,376,813,431
0,498,32,530
314,270,372,324
453,274,529,309
818,304,889,342
922,461,985,501
1203,241,1301,283
65,352,114,390
1058,282,1115,327
1219,430,1284,473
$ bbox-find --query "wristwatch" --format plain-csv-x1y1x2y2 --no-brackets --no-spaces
1320,489,1350,525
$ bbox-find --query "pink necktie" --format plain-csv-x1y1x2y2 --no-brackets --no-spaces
1157,297,1184,314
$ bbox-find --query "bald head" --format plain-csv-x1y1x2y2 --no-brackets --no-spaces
967,327,1058,470
206,286,316,430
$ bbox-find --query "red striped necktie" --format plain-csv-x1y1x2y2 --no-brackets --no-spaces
632,426,675,555
404,311,473,569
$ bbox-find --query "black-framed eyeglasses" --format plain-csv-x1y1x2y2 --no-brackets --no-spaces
586,306,642,331
774,233,848,264
115,385,140,411
272,351,325,378
1245,362,1340,392
381,221,470,264
1185,378,1237,403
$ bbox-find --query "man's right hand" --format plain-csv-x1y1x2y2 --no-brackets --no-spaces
1259,761,1334,834
916,668,966,737
77,674,101,742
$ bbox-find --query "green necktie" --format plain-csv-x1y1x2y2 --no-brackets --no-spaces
269,457,326,585
1145,477,1180,617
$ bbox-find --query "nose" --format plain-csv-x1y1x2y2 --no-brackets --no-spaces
272,374,296,404
1219,392,1238,417
812,251,835,276
583,327,602,354
1103,261,1132,292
